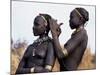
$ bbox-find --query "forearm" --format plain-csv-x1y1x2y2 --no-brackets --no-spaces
16,68,31,74
16,66,51,74
53,37,66,59
34,66,51,73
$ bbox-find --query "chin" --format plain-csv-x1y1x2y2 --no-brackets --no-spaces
70,25,74,29
33,33,38,36
70,27,75,29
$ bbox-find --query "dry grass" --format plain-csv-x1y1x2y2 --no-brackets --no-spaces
11,53,19,74
78,48,96,70
11,47,25,74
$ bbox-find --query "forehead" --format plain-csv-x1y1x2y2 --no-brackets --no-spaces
70,10,78,16
34,16,44,24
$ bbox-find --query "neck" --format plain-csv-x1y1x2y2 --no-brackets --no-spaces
39,34,48,38
76,25,84,32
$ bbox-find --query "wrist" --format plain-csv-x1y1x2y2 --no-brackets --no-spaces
52,34,58,39
53,36,58,39
52,34,58,38
53,36,59,40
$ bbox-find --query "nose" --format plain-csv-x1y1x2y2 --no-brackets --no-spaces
69,19,71,23
32,27,34,31
32,27,34,30
33,26,38,32
33,26,36,32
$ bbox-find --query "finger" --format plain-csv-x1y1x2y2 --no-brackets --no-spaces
59,23,63,26
49,19,54,29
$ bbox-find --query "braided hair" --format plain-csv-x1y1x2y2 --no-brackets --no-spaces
39,13,52,35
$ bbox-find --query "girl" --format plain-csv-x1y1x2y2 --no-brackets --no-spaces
50,7,89,71
16,14,55,74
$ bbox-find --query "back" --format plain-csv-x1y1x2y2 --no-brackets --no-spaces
59,28,88,71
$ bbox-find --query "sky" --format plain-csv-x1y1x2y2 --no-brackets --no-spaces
12,1,96,54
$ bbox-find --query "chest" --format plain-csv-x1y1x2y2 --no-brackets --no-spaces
31,42,48,59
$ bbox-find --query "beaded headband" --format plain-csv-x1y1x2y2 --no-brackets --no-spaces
40,15,48,26
75,9,83,19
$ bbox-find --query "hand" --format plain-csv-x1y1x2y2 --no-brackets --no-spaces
49,18,63,38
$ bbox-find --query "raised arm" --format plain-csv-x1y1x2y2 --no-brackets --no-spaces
49,19,67,59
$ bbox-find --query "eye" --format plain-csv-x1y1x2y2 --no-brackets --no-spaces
70,15,74,18
34,22,40,26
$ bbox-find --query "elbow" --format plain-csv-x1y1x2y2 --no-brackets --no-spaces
15,69,20,74
56,48,69,59
57,54,65,59
55,49,65,59
56,51,65,59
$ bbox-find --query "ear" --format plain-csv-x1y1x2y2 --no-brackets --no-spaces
80,17,85,24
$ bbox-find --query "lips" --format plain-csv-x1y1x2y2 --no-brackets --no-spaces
33,27,46,36
69,22,73,28
33,28,39,36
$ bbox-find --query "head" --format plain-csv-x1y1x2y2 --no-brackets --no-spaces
33,14,51,36
69,7,89,29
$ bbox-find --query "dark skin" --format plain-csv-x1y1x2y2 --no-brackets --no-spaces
32,15,56,72
49,9,85,44
33,16,47,37
49,9,87,69
50,9,84,38
32,16,54,72
16,15,55,74
69,9,84,29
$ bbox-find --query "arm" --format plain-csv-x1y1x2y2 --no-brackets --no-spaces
49,19,84,59
64,32,83,55
53,38,67,59
45,41,55,71
15,46,32,74
16,46,50,73
53,31,84,59
33,42,55,73
49,19,67,59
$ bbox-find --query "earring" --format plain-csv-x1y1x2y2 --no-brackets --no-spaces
45,31,47,34
44,22,47,26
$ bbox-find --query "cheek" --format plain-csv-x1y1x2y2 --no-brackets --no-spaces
33,27,37,34
72,18,76,23
70,18,80,29
34,26,46,34
72,18,80,25
33,26,39,33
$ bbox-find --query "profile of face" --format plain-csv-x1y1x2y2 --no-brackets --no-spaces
33,16,47,36
69,10,81,29
69,8,89,29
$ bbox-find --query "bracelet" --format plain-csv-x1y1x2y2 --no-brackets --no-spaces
63,48,68,56
45,65,52,71
30,67,35,73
